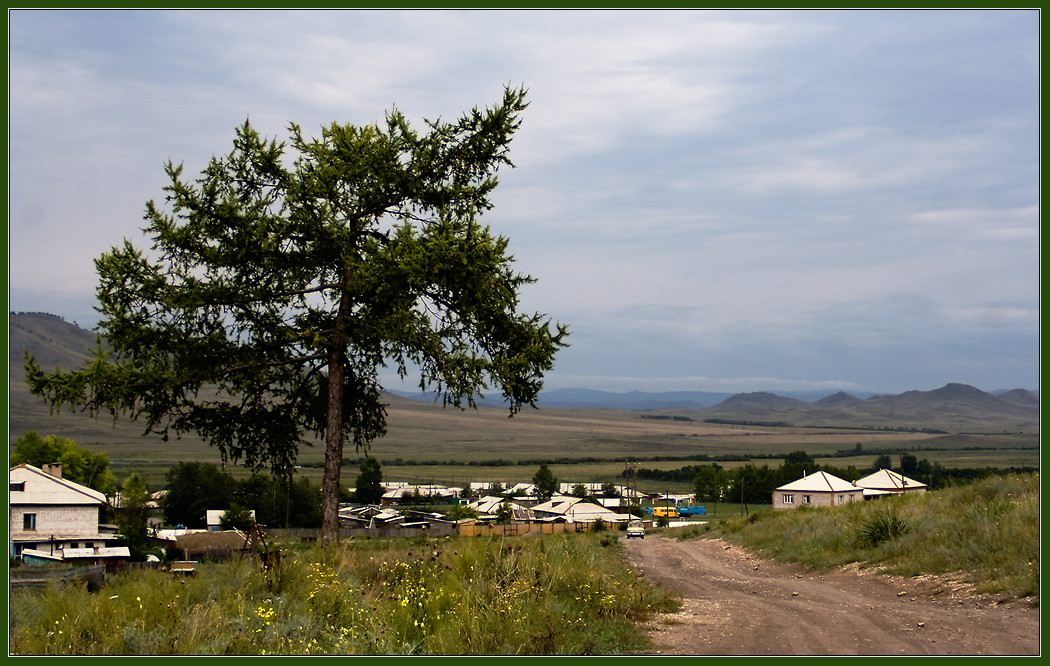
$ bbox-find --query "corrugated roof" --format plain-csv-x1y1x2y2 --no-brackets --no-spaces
9,464,106,506
530,495,582,515
776,471,859,493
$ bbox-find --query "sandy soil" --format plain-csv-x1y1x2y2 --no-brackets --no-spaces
623,535,1040,656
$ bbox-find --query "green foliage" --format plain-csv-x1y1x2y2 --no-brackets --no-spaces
900,452,919,474
872,454,893,471
858,509,908,548
443,504,480,521
532,464,558,501
115,473,151,557
24,87,568,541
236,474,322,529
10,534,678,655
220,503,255,531
354,458,384,505
494,499,514,525
692,463,726,504
11,432,116,494
571,483,588,498
161,462,236,528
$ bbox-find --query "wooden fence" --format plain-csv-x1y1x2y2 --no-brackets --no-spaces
456,521,593,538
267,522,459,542
10,564,106,591
266,521,597,542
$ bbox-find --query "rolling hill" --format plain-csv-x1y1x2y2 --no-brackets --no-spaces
8,313,1040,441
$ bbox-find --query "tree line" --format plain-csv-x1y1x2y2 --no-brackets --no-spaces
627,450,1040,506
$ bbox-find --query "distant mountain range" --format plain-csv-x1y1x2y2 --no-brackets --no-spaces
9,312,1040,434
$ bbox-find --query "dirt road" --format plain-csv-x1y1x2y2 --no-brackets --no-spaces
623,536,1039,656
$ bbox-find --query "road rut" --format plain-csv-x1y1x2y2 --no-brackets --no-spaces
624,535,1039,656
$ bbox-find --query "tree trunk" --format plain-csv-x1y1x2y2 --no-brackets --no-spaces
320,282,353,544
320,352,344,543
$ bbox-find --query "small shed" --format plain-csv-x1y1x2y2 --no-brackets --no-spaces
773,471,863,510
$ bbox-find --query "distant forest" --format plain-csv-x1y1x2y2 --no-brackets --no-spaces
10,311,65,320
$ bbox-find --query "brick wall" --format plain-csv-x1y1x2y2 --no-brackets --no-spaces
773,490,862,510
10,504,100,539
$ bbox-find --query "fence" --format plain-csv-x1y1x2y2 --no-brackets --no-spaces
456,521,594,538
267,522,459,543
266,521,598,541
10,564,106,591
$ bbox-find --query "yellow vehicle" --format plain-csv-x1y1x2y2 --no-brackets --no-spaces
651,507,679,519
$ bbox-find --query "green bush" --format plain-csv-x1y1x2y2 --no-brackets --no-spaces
858,509,908,548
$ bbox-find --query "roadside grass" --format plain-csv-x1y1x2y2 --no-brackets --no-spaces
683,473,1038,603
10,533,679,655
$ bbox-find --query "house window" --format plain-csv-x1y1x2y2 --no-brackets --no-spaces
23,513,37,530
783,494,794,505
837,495,845,504
802,495,811,505
10,482,25,492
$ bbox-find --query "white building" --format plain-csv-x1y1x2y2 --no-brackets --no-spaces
530,495,634,524
9,463,128,562
773,471,864,510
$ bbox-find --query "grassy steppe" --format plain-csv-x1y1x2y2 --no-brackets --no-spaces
9,532,678,655
674,473,1039,602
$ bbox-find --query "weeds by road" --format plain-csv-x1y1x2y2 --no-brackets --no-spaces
10,532,678,655
671,473,1038,602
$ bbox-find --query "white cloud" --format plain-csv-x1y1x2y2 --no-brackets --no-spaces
8,9,1039,395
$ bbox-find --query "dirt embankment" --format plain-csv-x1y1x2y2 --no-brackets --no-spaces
624,536,1039,656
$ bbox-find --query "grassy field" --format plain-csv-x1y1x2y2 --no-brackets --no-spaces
673,473,1039,602
9,532,679,655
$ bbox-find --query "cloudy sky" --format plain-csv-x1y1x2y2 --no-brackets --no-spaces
8,9,1039,395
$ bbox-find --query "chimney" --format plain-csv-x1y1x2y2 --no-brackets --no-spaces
42,463,63,479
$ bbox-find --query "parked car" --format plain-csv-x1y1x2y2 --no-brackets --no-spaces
626,520,645,539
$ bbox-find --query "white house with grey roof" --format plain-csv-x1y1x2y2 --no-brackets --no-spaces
773,470,863,510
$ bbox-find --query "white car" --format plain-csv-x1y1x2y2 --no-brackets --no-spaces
626,520,645,539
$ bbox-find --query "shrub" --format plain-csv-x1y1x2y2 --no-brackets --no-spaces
858,509,908,548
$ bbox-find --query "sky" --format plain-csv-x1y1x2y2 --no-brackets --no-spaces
7,9,1040,395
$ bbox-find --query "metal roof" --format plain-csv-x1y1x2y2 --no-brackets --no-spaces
9,464,106,506
853,469,927,491
775,470,860,493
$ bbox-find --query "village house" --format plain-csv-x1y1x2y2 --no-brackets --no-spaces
9,463,129,563
379,484,460,506
853,469,928,497
773,471,864,510
467,495,535,522
530,495,634,524
205,509,257,531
